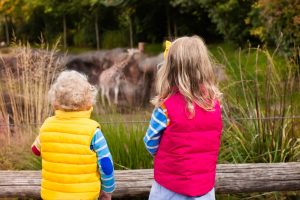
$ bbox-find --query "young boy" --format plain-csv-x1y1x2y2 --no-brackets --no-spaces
31,70,115,200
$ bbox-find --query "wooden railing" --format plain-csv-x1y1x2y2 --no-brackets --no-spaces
1,163,300,198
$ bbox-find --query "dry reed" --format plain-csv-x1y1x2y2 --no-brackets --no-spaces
0,41,65,146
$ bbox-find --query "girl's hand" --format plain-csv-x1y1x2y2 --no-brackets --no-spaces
99,191,112,200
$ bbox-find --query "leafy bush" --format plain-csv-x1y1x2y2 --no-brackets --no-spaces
102,30,128,49
197,0,255,45
249,0,300,58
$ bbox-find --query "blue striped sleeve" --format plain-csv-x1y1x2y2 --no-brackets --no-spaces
143,106,168,156
90,128,115,193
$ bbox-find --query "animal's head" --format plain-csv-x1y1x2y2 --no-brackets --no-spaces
127,48,140,56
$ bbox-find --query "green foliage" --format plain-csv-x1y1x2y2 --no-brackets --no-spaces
72,20,97,47
73,29,89,47
117,6,135,28
249,0,300,57
1,0,299,56
102,30,128,49
196,0,255,45
170,0,222,42
0,0,29,42
132,0,167,43
144,43,163,55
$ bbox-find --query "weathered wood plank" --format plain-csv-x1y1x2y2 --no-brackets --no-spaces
0,163,299,198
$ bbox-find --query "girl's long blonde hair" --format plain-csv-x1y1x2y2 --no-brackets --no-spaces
151,36,222,114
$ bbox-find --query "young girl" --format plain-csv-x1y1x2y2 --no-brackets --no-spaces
144,36,222,200
31,70,115,200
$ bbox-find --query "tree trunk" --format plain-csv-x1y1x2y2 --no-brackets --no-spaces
4,15,9,45
129,16,133,48
166,3,171,39
174,20,177,38
1,163,300,198
95,12,100,50
63,15,67,49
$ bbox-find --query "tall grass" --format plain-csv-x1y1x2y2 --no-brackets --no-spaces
219,47,300,163
92,111,153,170
102,123,152,170
0,41,65,169
1,42,64,128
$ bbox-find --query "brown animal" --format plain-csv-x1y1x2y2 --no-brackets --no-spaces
65,48,125,85
99,49,140,105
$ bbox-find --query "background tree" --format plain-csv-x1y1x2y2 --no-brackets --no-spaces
118,3,135,47
170,0,221,42
79,0,124,49
196,0,256,45
1,0,298,57
249,0,300,58
30,0,84,49
0,0,29,44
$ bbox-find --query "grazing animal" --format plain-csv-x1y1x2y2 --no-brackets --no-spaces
99,49,139,106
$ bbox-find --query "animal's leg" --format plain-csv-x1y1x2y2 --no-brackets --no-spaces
114,86,119,104
105,89,111,106
101,86,106,105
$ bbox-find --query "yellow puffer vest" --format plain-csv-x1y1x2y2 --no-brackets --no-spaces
40,108,101,200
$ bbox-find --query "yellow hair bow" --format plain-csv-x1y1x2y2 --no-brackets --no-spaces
164,40,172,59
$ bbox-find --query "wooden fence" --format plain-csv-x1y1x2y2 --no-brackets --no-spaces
0,163,300,198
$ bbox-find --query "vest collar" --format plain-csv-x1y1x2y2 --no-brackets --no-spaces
55,107,93,119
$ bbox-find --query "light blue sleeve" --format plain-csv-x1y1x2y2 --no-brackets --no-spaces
143,106,168,156
90,128,115,193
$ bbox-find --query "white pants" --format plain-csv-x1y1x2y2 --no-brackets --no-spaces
149,180,215,200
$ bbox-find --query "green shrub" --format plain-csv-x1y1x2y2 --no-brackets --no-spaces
197,0,255,45
249,0,300,57
73,29,88,47
102,30,128,49
144,43,163,55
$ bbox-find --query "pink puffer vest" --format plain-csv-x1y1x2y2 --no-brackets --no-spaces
154,92,222,197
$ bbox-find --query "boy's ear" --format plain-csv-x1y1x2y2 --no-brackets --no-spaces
85,105,93,111
53,101,60,110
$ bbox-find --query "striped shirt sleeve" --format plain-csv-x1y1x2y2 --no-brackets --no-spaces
143,106,169,156
90,128,115,193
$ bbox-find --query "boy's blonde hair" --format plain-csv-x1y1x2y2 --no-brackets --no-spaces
48,70,97,111
152,36,222,114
